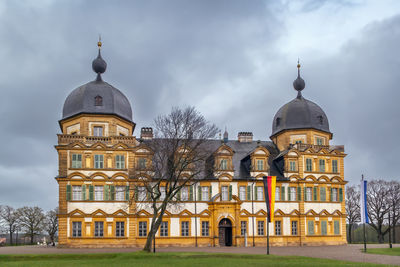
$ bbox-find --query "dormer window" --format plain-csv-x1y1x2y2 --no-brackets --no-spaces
93,126,103,137
317,115,323,125
95,95,103,106
220,159,228,170
276,117,281,127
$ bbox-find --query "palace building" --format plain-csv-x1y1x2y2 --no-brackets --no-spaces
56,43,347,248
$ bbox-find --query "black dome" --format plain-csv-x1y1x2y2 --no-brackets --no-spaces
271,96,330,137
62,80,133,122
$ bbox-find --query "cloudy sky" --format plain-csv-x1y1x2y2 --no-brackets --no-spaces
0,0,399,210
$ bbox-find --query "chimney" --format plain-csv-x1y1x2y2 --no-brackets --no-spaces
140,127,153,140
238,132,253,143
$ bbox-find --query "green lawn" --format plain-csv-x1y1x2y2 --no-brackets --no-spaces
366,247,400,256
0,252,391,267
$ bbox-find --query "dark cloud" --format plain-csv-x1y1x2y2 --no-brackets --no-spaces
0,0,398,210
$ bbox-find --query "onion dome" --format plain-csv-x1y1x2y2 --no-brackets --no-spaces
271,62,330,137
61,40,133,123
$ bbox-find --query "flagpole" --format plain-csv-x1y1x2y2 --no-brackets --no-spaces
362,174,367,253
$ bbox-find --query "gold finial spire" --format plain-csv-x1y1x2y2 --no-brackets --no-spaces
297,58,301,76
97,35,102,49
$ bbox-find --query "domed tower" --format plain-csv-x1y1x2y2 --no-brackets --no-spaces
271,62,332,151
56,41,137,247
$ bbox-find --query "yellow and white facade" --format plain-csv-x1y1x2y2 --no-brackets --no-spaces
56,46,347,247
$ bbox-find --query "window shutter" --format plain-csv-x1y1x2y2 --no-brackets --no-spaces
313,187,317,201
189,186,193,201
339,188,343,202
177,188,181,201
254,186,257,201
82,184,86,200
110,185,115,201
209,186,212,200
134,186,138,201
297,186,301,201
105,185,109,201
198,186,202,201
281,186,285,201
304,187,307,201
247,186,251,200
125,186,129,201
89,185,94,201
229,185,232,200
66,185,71,201
288,188,291,201
330,188,333,202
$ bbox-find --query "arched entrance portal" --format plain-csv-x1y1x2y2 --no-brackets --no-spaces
218,218,232,246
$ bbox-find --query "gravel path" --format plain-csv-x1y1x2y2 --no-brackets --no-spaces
0,244,399,266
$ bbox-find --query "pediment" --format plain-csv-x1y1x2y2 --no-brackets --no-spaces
69,209,85,216
305,209,318,216
288,151,298,157
112,209,128,216
112,142,129,149
289,209,300,216
91,209,108,217
179,209,193,217
274,209,285,216
319,209,330,216
90,142,107,149
255,209,267,216
137,209,151,216
199,209,211,216
240,209,251,216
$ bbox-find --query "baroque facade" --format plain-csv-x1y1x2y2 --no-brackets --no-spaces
56,43,347,248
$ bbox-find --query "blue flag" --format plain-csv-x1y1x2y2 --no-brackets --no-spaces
360,180,369,224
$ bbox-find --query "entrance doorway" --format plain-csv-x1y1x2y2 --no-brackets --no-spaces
218,218,232,246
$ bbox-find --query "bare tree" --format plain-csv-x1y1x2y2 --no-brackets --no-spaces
133,106,218,252
366,180,391,243
345,185,360,243
17,206,45,244
387,181,400,243
44,207,58,245
0,205,19,245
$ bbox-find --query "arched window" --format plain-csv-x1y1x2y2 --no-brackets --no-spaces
95,95,103,106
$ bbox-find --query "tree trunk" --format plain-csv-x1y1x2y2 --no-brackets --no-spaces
378,233,384,243
348,224,352,244
143,216,163,252
30,232,34,244
393,224,396,243
9,230,13,246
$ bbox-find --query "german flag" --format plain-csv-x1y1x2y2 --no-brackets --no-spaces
262,176,276,222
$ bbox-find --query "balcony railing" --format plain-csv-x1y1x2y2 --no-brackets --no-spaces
58,134,137,146
294,143,344,152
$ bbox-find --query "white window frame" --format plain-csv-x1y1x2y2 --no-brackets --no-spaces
257,221,264,236
275,187,280,201
181,187,188,201
71,154,82,168
290,187,296,201
94,221,104,237
72,221,82,237
239,186,246,200
93,126,103,137
221,186,228,201
139,221,147,237
160,221,168,237
220,159,228,170
291,221,298,235
181,221,189,237
94,155,104,169
138,186,146,201
201,186,209,201
306,187,312,201
116,221,124,237
201,221,209,236
72,186,82,201
257,159,264,171
257,186,263,201
115,155,125,169
94,186,104,201
160,186,166,201
115,186,125,201
241,221,247,236
275,221,281,236
332,188,338,202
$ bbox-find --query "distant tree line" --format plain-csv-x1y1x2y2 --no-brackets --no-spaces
346,179,400,243
0,206,58,245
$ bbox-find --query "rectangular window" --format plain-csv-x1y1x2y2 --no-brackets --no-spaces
94,155,104,169
307,221,314,235
221,186,228,201
257,221,264,236
220,159,228,170
321,221,327,235
334,220,340,235
332,188,338,202
116,221,125,237
138,158,146,169
115,155,125,169
201,221,209,236
257,186,263,201
257,159,264,170
94,221,104,237
160,221,168,236
306,158,312,172
332,160,338,173
115,186,125,201
138,186,146,201
71,154,82,168
275,187,280,201
319,159,325,172
291,221,298,235
316,137,324,145
275,221,281,236
201,186,209,201
139,221,147,237
289,161,296,171
290,187,296,201
94,186,104,201
72,186,82,201
181,186,188,201
93,126,103,137
181,221,189,236
159,186,166,201
72,221,82,237
241,221,247,236
239,186,246,200
320,187,326,201
305,187,312,201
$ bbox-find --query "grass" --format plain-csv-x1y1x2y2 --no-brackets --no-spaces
366,247,400,256
0,252,392,267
